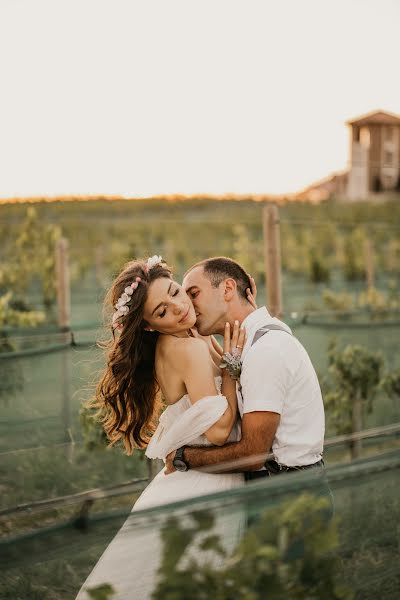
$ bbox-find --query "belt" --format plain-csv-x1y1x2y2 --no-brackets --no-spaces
264,458,325,475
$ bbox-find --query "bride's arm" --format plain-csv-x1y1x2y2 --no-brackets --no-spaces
219,320,246,437
178,337,241,447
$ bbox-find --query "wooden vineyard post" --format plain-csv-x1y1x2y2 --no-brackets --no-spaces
55,238,71,332
364,239,375,290
55,238,72,446
263,204,283,317
351,395,363,460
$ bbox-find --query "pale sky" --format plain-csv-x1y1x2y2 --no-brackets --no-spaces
0,0,399,199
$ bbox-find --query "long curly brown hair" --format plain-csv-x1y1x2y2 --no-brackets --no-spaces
92,258,172,454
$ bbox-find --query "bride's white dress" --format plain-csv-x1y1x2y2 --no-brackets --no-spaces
76,377,243,600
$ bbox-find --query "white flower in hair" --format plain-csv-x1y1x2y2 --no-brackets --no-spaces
112,276,141,330
146,255,163,270
117,293,130,306
123,292,131,301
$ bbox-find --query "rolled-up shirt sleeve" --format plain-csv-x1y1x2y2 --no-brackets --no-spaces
240,344,290,415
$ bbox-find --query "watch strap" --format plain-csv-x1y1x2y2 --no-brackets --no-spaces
174,445,188,466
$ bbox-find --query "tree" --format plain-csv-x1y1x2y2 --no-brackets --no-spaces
322,289,354,313
323,342,384,459
381,369,400,399
0,206,61,315
342,228,366,281
309,249,330,283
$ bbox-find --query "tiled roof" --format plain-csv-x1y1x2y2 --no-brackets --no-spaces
347,110,400,126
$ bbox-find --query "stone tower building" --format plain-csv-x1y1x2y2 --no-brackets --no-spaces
346,110,400,200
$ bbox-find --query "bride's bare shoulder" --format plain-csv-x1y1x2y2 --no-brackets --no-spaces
159,335,209,365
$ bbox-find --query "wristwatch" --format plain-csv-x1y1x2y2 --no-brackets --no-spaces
173,446,189,472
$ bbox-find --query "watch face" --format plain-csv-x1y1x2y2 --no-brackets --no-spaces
173,458,188,472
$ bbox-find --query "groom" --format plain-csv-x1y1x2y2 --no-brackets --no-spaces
165,256,325,480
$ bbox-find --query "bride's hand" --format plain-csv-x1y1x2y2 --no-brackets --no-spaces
246,274,258,309
221,321,246,379
224,320,247,355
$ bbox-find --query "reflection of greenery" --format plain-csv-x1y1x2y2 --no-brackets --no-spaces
337,467,399,599
87,584,116,600
1,442,145,512
153,493,349,600
80,402,109,450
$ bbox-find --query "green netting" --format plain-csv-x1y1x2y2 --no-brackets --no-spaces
1,317,400,511
0,343,150,510
1,450,399,599
0,320,400,438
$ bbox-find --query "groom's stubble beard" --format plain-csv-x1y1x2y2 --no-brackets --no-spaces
195,320,219,336
195,306,227,337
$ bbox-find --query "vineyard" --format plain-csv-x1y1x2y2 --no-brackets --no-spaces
2,197,400,300
1,196,400,599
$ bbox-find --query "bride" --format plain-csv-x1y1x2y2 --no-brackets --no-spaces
76,255,254,599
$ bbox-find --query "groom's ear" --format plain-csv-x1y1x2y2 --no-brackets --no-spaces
223,278,237,301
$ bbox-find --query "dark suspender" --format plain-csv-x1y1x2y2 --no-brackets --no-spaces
239,324,292,399
251,323,293,347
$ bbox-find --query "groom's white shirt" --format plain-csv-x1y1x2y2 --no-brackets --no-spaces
238,306,324,467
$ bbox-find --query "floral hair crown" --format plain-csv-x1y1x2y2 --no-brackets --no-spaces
112,255,163,331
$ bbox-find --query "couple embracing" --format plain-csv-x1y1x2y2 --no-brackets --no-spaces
77,255,325,598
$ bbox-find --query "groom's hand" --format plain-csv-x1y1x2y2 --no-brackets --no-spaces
165,450,177,474
246,274,258,309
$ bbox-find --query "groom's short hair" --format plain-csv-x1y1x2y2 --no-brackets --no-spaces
185,257,251,301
